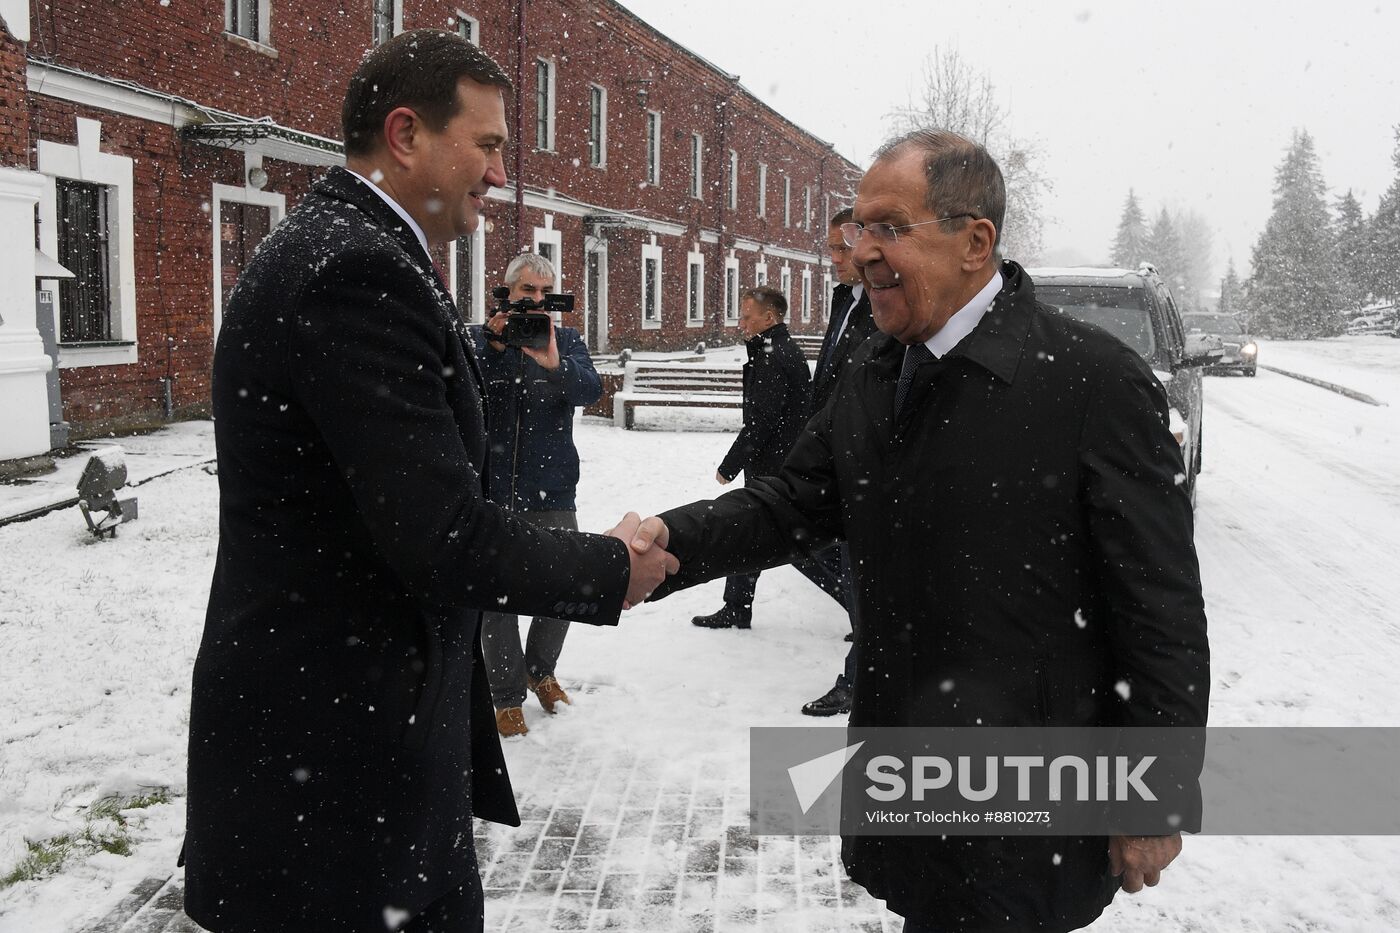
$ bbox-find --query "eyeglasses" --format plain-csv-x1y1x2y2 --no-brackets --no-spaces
840,214,977,248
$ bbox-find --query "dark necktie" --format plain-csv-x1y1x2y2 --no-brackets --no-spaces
818,291,856,376
894,342,934,418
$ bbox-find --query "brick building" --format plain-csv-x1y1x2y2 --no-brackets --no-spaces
0,0,861,455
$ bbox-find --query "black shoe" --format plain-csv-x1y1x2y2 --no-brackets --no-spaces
801,684,852,717
843,631,854,642
691,605,752,629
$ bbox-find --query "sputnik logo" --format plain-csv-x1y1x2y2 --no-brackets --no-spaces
787,741,865,814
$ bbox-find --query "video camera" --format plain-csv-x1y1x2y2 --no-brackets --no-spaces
491,286,575,350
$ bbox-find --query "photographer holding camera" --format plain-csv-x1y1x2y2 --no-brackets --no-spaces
472,252,602,737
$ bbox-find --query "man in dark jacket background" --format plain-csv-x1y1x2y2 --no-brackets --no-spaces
798,206,879,717
629,130,1209,932
185,31,675,933
474,252,602,736
691,286,844,629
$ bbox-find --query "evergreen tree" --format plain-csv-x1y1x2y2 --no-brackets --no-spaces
1369,126,1400,306
1243,130,1342,338
1145,208,1186,299
1333,189,1369,313
1218,258,1243,317
1172,208,1215,312
1110,189,1149,268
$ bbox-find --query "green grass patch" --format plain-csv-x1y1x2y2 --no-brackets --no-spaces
0,788,171,889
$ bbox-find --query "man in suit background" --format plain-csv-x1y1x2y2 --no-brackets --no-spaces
798,206,879,717
184,31,675,933
690,286,846,629
628,129,1208,932
474,252,602,737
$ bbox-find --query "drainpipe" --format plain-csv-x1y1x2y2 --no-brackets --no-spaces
514,0,526,255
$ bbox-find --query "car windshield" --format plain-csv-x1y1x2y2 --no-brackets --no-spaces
1037,285,1155,357
1183,314,1244,336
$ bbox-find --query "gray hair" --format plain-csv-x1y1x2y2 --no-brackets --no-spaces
873,129,1005,248
505,251,557,287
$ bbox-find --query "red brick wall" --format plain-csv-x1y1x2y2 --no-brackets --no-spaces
28,0,860,429
0,19,27,167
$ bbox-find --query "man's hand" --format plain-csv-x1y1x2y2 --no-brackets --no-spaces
715,471,730,486
485,311,509,351
606,512,678,608
1109,833,1182,893
522,318,560,370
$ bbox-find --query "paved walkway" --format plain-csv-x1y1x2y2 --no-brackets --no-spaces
86,712,896,933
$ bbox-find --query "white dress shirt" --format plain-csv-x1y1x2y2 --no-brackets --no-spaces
346,168,432,263
925,270,1004,359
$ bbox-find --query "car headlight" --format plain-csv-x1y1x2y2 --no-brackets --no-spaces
1241,342,1258,356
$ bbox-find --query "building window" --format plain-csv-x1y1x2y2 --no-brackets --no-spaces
755,260,768,288
372,0,399,45
724,256,740,323
227,0,260,40
686,250,704,327
588,85,607,167
40,117,138,367
804,185,812,230
456,229,486,323
780,265,791,309
801,268,812,322
535,59,556,151
533,222,563,291
784,176,791,227
641,241,662,328
55,179,114,343
646,111,661,185
822,272,833,318
757,163,767,217
689,134,703,198
728,149,738,211
453,10,479,44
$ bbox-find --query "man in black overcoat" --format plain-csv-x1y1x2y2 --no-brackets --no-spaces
627,130,1209,932
691,286,844,629
798,206,879,716
183,31,675,933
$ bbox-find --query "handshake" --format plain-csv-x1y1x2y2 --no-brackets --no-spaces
604,513,676,608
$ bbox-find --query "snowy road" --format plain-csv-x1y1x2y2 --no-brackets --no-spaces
2,337,1400,931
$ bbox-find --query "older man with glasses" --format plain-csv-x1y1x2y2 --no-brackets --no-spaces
621,128,1209,933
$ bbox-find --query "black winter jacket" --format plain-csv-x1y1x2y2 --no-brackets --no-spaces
718,323,811,481
472,325,601,512
653,262,1209,932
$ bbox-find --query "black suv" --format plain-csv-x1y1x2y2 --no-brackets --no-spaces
1028,265,1222,505
1182,312,1258,376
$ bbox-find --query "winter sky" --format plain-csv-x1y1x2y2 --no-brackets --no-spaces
617,0,1400,279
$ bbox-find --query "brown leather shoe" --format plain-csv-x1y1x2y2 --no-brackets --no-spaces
528,674,572,714
495,706,528,737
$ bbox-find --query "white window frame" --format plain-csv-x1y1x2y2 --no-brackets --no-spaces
451,227,487,323
804,185,812,230
535,58,556,152
646,111,661,186
371,0,401,45
686,247,704,328
212,173,286,337
588,84,607,168
801,267,812,322
689,133,703,199
226,0,271,46
822,272,833,320
584,238,609,352
780,264,792,309
755,258,768,288
453,10,479,44
783,176,791,227
641,238,662,330
757,163,767,218
728,149,738,210
533,219,564,292
724,253,740,324
38,117,137,369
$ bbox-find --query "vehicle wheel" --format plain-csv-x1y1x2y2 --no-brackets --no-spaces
1246,366,1257,377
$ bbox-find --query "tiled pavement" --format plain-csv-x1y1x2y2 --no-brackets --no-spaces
86,748,899,933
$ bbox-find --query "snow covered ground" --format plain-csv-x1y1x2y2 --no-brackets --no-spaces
2,336,1400,931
